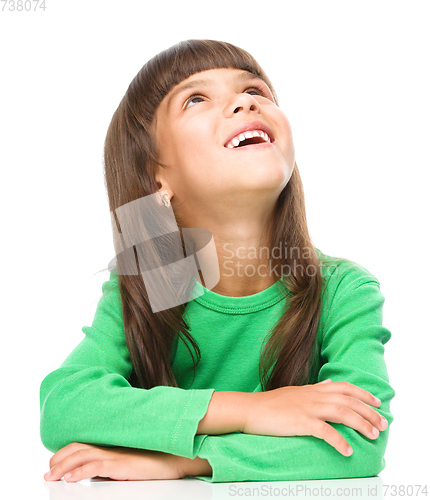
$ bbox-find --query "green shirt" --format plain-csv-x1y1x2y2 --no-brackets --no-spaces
39,247,395,483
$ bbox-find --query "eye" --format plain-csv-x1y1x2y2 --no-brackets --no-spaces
184,83,271,109
184,95,205,109
245,83,270,97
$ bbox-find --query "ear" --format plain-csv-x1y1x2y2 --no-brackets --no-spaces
154,174,174,207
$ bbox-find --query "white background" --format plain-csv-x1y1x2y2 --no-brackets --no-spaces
1,0,428,498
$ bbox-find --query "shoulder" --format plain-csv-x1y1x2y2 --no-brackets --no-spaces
101,266,121,296
94,267,122,318
316,247,380,290
89,267,124,333
315,247,382,315
314,248,391,353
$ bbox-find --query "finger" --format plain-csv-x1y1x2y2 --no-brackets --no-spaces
46,448,106,482
49,443,95,470
319,381,381,409
318,400,381,441
63,460,111,483
64,459,136,482
336,394,388,432
306,418,353,457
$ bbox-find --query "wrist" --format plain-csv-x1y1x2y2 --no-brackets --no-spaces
197,390,252,435
178,455,212,478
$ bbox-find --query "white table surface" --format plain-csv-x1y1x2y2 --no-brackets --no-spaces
19,467,429,500
41,476,384,500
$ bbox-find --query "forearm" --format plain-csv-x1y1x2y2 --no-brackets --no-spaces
196,391,251,435
40,366,215,458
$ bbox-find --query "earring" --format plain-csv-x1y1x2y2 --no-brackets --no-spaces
162,193,171,208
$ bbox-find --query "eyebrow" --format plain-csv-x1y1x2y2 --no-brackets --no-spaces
166,71,266,111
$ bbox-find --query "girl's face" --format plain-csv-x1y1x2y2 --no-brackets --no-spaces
153,67,295,214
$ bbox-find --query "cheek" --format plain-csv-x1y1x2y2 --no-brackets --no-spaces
165,132,213,192
275,115,295,162
276,112,293,141
176,121,217,165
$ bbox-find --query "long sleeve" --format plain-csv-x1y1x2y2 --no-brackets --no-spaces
39,270,215,458
190,269,395,482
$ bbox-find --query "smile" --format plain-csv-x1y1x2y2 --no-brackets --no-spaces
225,129,273,149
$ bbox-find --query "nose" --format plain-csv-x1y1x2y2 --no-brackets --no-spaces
227,92,261,116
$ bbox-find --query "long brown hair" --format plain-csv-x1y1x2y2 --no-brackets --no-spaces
99,39,333,391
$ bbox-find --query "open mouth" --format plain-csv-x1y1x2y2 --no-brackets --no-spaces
225,135,274,150
237,136,267,147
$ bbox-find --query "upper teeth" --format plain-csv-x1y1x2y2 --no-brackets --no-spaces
226,129,271,148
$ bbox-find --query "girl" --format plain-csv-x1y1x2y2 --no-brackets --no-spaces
40,39,395,483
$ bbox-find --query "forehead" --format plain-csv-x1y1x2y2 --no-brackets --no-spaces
171,67,256,88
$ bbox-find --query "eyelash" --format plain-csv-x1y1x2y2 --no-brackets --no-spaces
184,83,270,108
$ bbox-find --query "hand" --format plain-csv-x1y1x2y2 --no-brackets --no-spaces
242,379,388,457
44,442,184,482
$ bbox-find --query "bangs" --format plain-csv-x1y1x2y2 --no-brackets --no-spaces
133,39,278,119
